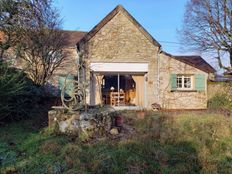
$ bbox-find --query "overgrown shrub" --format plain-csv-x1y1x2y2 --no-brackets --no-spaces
207,93,232,109
0,61,44,121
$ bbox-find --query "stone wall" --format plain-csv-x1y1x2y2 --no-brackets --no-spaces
159,53,208,109
79,9,210,110
80,11,159,107
48,106,117,138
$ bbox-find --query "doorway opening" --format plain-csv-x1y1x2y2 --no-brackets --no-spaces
102,74,137,106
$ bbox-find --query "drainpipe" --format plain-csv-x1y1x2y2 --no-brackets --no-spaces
77,52,80,83
76,45,80,83
157,47,162,104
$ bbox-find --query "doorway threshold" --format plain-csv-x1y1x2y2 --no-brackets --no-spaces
112,106,142,111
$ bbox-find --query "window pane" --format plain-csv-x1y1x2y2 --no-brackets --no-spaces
177,76,182,88
184,77,191,88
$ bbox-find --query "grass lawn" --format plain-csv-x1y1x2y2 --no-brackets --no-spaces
1,111,232,174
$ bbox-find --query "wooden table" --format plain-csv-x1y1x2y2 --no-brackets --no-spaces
110,92,125,106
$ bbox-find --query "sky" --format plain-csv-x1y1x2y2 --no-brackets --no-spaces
53,0,218,70
54,0,188,54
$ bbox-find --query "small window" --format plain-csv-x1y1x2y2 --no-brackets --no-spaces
177,76,182,88
176,75,193,90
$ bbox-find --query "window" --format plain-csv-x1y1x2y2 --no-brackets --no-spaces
176,75,193,90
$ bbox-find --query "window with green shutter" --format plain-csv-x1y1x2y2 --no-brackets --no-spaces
170,74,177,91
170,74,196,91
195,74,205,91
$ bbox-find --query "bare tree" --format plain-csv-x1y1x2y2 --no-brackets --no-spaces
0,0,68,86
180,0,232,73
15,0,68,86
0,0,26,60
19,30,68,86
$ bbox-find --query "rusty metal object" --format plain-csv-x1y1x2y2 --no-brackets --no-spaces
61,55,87,112
61,79,86,111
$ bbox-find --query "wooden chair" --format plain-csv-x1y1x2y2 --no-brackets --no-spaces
110,92,125,106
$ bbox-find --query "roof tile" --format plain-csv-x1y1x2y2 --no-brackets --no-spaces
173,55,216,73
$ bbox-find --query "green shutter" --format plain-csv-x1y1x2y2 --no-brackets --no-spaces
58,75,74,96
195,74,205,91
58,76,65,91
170,74,177,91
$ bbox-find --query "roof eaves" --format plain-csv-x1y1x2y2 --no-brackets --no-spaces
161,51,216,73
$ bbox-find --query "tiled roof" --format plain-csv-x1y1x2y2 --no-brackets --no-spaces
0,30,87,48
61,30,87,48
161,51,215,73
173,55,216,73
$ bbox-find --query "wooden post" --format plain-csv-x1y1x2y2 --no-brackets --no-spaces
118,74,120,106
95,74,104,106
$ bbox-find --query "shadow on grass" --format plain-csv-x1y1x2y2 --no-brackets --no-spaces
1,110,232,173
83,139,201,174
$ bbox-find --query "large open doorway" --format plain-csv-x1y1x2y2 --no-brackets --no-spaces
90,62,148,108
101,74,144,107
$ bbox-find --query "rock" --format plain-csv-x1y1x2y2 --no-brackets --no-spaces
80,120,91,130
59,121,69,133
110,128,119,135
151,103,161,111
80,113,89,120
105,117,112,131
48,106,117,138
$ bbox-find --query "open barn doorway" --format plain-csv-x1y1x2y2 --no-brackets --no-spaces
101,74,138,106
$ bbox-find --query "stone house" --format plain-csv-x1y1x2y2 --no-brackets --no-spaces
73,5,215,110
2,5,215,110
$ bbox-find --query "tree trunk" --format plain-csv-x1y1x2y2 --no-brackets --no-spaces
0,49,4,61
230,50,232,69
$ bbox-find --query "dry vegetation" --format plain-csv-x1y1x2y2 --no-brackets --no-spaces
1,111,232,174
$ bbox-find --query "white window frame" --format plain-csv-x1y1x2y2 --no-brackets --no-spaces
176,75,193,90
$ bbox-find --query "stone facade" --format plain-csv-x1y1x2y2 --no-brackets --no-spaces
1,5,215,110
159,53,208,109
78,6,214,110
80,11,159,108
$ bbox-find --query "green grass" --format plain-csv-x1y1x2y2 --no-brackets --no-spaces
1,111,232,173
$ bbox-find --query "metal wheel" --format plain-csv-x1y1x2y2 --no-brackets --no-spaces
61,79,86,111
